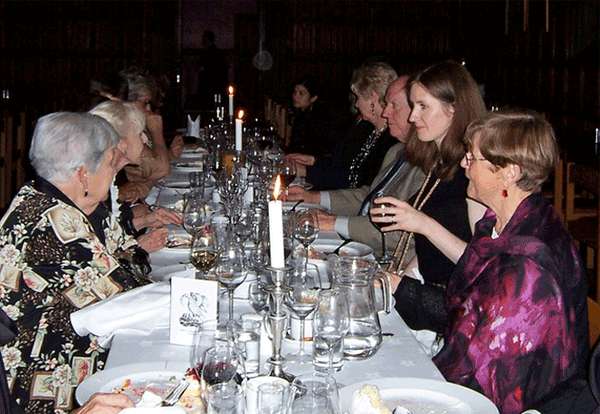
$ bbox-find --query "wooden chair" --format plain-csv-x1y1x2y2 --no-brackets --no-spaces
589,297,600,348
566,162,600,300
553,156,565,220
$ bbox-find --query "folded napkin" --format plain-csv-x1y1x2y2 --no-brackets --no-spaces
186,115,200,138
70,282,170,347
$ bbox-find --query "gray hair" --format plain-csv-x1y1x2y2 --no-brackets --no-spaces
89,100,145,137
351,61,398,107
29,112,120,183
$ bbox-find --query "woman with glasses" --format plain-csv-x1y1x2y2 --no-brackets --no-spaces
370,61,486,350
433,111,588,413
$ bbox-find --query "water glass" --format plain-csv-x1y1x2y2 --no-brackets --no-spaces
234,319,261,378
312,289,349,372
287,373,340,414
207,383,244,414
258,383,287,414
248,281,269,315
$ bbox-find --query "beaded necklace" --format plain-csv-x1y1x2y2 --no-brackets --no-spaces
387,166,441,273
347,127,385,188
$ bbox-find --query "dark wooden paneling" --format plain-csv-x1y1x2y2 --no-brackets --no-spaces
235,0,599,145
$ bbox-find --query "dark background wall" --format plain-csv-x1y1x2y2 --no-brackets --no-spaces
0,0,598,145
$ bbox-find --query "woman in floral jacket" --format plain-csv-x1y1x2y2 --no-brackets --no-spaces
432,111,589,413
0,112,150,413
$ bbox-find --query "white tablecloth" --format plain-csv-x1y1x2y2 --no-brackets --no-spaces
105,296,444,387
111,168,445,386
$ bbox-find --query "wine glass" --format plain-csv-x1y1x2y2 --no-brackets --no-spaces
286,373,341,414
284,267,320,365
290,210,319,277
182,193,209,236
215,244,247,322
190,225,220,278
369,193,393,264
248,281,269,315
274,162,297,189
201,344,245,395
313,289,350,373
190,319,232,380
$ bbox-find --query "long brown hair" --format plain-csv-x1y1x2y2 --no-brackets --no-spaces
405,61,486,180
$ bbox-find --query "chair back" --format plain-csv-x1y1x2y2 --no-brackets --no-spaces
589,297,600,348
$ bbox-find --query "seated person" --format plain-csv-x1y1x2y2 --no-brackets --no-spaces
370,61,486,349
112,68,184,202
288,76,424,258
89,100,181,252
286,76,338,158
432,111,588,413
0,113,151,411
288,62,397,190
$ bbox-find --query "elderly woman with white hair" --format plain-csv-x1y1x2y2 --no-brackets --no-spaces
89,100,181,253
0,112,150,412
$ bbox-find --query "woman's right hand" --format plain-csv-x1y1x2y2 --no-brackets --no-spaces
370,196,431,235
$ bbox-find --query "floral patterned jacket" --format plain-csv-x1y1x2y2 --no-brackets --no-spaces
0,180,149,413
433,193,589,413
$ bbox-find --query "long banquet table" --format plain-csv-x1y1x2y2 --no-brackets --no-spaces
102,179,445,387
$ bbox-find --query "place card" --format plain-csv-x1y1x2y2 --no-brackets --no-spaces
170,276,218,345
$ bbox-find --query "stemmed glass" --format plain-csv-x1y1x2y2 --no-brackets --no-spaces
200,344,246,394
287,373,341,414
284,267,320,365
248,281,269,315
190,225,220,278
290,210,319,277
274,162,297,189
215,244,247,322
313,289,350,373
369,192,393,264
182,193,209,236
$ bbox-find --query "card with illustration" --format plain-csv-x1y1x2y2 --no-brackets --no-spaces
169,276,218,345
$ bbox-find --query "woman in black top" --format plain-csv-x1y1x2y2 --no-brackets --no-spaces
370,61,487,335
288,62,397,190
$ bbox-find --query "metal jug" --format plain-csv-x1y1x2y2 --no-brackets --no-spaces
329,255,391,360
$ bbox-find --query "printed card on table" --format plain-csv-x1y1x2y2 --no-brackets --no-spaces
170,276,218,345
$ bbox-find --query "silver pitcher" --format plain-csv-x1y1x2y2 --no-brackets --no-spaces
329,255,391,360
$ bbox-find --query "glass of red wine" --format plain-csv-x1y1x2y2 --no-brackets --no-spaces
370,195,394,264
200,344,246,396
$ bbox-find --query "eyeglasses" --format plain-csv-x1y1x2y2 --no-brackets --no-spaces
464,151,487,167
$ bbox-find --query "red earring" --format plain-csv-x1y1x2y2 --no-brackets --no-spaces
502,189,508,198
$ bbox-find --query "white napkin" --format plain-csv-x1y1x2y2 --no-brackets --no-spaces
186,115,200,138
70,282,170,347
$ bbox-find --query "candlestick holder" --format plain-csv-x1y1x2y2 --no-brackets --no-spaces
263,265,295,382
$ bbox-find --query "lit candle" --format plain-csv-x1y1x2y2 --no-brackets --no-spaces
228,86,234,118
268,176,285,268
235,110,244,151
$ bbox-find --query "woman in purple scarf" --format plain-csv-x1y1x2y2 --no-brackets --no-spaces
432,111,589,413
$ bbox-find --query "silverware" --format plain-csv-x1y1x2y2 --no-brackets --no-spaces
161,379,189,406
382,332,394,337
290,199,304,212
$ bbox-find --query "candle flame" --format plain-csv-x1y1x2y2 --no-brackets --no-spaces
273,175,282,200
228,86,234,95
237,109,244,119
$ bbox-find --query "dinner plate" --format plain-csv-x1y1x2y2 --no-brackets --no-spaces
282,201,323,212
150,263,194,282
172,160,204,172
339,377,498,414
76,362,184,405
159,180,190,190
297,240,373,260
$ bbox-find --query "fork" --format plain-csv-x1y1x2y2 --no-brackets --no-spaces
161,379,189,406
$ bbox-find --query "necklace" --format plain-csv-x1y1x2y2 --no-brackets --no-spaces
347,127,385,188
387,167,441,273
